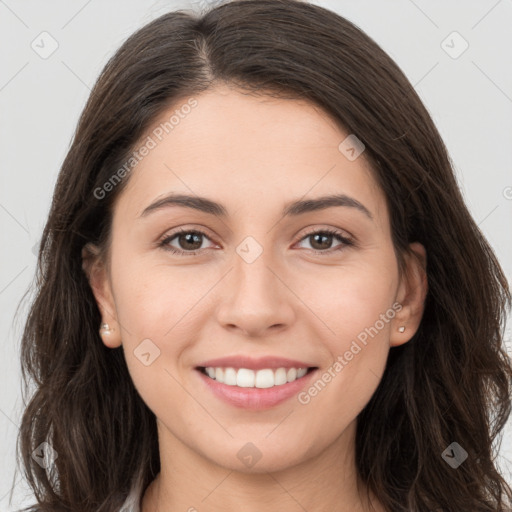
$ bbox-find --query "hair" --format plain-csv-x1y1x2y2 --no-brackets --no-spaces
12,0,512,510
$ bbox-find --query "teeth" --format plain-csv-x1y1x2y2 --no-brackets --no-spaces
202,366,309,388
224,367,237,385
237,368,255,388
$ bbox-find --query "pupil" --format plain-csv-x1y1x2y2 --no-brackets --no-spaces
181,232,201,250
312,233,332,250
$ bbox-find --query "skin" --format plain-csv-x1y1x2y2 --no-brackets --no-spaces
83,83,427,512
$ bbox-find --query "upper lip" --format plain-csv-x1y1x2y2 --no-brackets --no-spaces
196,355,317,370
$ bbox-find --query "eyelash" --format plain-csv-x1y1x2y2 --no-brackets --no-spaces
158,227,354,256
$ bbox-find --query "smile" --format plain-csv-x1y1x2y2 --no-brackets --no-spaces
199,366,313,388
195,366,318,410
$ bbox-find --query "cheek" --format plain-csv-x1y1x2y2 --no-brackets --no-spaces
300,250,398,346
111,261,200,417
110,254,204,338
294,254,397,413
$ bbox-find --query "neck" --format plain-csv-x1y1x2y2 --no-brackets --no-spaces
141,419,384,512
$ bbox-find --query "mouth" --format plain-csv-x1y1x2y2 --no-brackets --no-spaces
196,365,318,388
195,365,319,410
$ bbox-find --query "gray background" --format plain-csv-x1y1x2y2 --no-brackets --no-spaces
1,0,511,508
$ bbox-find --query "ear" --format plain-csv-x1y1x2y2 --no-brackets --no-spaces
81,242,122,348
389,242,428,347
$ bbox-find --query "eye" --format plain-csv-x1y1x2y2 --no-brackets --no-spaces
158,227,354,256
295,228,354,254
158,228,216,255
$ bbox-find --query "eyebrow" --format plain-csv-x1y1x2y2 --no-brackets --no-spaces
139,192,373,220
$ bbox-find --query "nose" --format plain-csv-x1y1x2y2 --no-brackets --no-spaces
215,249,295,337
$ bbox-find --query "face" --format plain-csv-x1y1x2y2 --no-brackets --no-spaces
85,84,426,474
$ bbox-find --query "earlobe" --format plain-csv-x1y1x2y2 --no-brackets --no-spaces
81,243,122,348
390,242,428,347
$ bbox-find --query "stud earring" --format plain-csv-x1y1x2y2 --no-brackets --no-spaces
99,323,114,335
398,326,405,333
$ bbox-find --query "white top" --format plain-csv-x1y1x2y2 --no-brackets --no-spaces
119,475,144,512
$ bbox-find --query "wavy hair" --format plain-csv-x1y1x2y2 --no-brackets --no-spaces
13,0,512,510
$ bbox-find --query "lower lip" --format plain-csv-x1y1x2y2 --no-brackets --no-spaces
195,368,318,410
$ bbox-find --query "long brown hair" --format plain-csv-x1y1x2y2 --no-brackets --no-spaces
13,1,512,510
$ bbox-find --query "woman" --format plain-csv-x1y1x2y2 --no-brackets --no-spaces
15,0,512,510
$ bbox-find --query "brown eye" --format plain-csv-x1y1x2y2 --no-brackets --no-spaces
160,229,215,255
175,232,203,251
296,229,353,254
309,232,335,250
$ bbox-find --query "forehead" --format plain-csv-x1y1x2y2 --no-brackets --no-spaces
114,85,387,227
